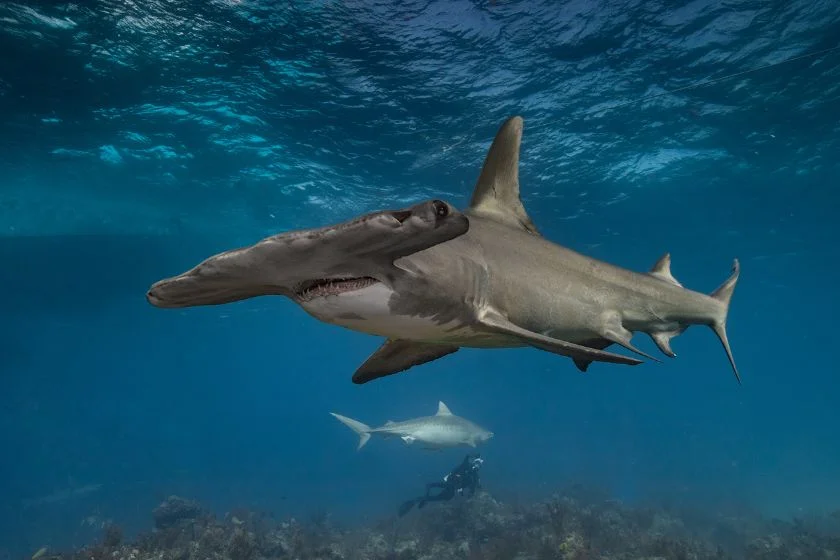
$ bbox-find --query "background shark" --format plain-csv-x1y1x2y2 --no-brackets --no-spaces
146,116,741,386
330,401,493,451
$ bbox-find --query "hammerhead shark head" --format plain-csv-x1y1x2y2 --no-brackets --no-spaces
147,116,741,385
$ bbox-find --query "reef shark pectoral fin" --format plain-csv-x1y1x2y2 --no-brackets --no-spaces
478,309,643,367
351,339,460,384
467,116,541,236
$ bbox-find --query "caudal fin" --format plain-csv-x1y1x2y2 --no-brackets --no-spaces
330,412,372,450
709,259,741,385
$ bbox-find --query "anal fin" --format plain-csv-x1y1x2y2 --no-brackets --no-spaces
478,309,642,367
648,329,683,358
352,339,460,384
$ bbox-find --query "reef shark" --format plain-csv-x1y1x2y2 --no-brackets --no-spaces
146,116,741,385
330,401,493,450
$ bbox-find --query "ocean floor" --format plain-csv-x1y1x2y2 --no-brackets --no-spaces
35,489,840,560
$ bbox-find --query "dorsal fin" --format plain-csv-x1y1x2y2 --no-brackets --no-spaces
436,401,452,416
468,116,541,236
649,253,682,287
384,420,395,426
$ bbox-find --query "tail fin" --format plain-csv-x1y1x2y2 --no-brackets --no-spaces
330,412,372,450
709,259,741,385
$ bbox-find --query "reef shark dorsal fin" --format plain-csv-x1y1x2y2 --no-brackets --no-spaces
649,253,682,287
352,339,460,384
436,401,452,416
468,116,541,236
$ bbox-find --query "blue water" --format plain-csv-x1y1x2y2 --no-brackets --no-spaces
1,0,839,556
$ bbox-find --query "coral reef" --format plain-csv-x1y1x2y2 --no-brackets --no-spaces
46,489,840,560
153,496,205,530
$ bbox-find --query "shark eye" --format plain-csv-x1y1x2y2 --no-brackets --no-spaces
432,200,448,218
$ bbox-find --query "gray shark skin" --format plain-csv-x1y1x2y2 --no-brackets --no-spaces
330,401,493,451
146,116,741,385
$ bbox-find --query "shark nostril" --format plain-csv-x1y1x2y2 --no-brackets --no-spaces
392,210,412,224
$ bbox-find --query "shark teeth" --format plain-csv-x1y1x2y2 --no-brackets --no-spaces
296,277,379,302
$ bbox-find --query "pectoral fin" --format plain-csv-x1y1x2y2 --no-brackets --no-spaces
478,309,643,367
352,339,460,384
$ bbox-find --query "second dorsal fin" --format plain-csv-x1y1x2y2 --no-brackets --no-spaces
468,116,541,236
649,253,682,287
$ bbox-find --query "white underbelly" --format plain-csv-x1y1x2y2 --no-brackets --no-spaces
299,283,473,341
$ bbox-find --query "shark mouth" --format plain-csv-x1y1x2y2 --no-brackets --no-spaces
295,277,381,302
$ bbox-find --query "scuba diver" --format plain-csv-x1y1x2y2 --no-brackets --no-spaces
398,453,484,517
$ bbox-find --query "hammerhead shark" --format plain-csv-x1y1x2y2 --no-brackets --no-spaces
147,116,741,385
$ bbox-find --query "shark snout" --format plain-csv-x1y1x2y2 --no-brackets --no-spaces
147,275,204,308
146,247,288,309
146,283,169,307
147,270,281,308
146,273,236,308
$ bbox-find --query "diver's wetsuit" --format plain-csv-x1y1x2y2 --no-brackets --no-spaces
398,454,483,517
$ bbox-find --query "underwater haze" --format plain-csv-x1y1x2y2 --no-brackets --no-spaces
2,0,840,557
